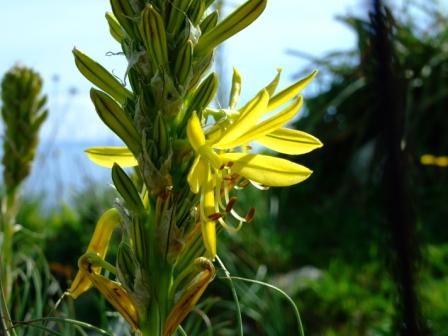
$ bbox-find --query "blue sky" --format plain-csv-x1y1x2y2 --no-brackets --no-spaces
0,0,367,143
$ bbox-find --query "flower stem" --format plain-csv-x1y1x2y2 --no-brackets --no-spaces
0,192,19,336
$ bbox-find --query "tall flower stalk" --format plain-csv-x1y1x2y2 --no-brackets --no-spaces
0,65,48,332
67,0,321,335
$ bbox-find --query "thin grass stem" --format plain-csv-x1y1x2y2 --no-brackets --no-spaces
228,276,305,336
216,256,243,336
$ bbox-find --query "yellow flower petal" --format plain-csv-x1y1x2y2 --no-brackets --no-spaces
164,258,214,336
220,153,312,186
264,68,282,96
187,157,207,194
187,111,206,151
202,219,216,259
68,209,121,298
201,168,217,258
216,97,303,148
229,67,242,109
267,70,317,112
86,209,121,255
214,89,269,148
256,128,323,155
85,146,137,168
77,256,139,330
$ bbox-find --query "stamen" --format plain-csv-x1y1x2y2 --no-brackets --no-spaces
225,197,237,213
245,208,256,223
208,212,223,221
250,180,270,190
217,217,244,233
237,179,250,189
214,175,226,210
229,208,248,223
222,176,252,224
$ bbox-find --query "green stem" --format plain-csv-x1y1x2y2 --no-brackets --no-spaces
0,275,15,336
140,304,161,336
139,262,174,336
1,192,18,306
0,192,18,336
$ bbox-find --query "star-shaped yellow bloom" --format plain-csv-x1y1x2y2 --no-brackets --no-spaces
186,70,323,258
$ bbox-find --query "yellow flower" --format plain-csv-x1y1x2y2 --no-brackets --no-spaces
421,154,448,167
186,70,323,258
80,70,323,259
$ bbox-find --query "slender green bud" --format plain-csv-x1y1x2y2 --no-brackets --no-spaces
112,163,145,214
131,216,147,265
110,0,138,39
187,73,218,118
177,72,218,130
174,40,193,85
204,0,215,9
195,0,267,57
73,48,132,104
167,0,193,35
90,89,141,155
153,112,169,156
188,0,206,26
199,11,218,35
140,5,169,69
105,12,125,43
116,242,137,291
